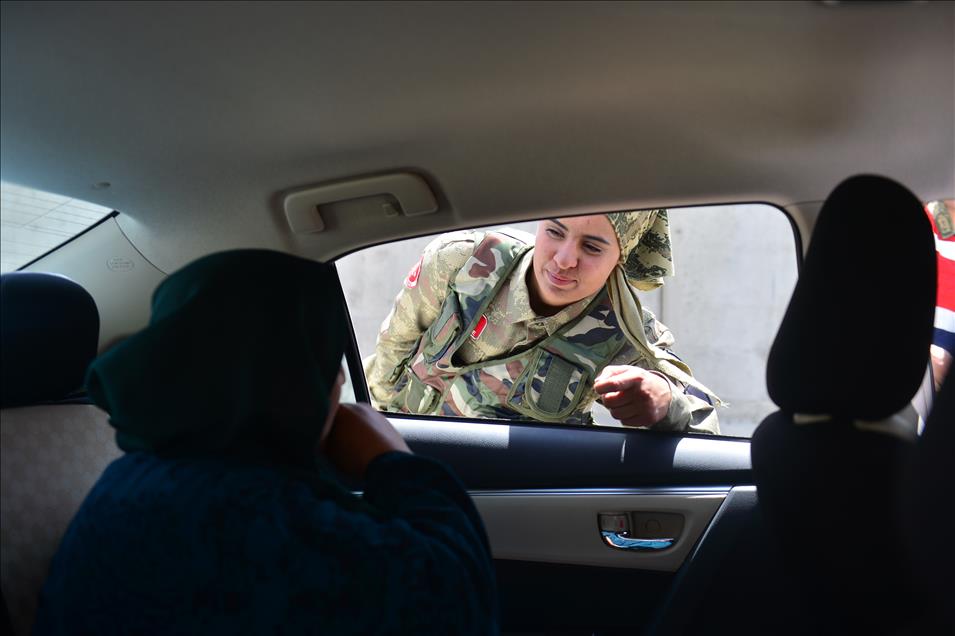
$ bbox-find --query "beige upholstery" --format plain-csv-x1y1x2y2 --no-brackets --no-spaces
0,404,120,636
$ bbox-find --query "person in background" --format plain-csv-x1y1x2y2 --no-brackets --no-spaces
365,210,721,433
926,200,955,392
34,250,498,635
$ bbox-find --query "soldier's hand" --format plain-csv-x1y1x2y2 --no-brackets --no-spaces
594,365,672,427
321,403,412,479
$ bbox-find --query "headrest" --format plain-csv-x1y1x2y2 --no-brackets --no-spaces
1,272,99,408
767,175,936,420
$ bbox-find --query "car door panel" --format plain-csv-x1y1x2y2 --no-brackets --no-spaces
472,489,726,571
393,418,752,489
390,416,758,633
494,559,672,634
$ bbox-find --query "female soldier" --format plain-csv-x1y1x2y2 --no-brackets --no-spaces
365,210,721,434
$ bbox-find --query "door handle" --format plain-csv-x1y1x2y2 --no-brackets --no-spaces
598,512,684,552
601,532,675,551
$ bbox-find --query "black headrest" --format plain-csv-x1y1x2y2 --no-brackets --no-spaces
0,272,100,408
767,175,936,420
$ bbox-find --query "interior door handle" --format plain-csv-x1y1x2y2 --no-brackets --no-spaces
601,532,675,551
598,511,684,552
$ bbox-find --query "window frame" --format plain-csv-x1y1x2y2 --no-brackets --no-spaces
332,202,804,439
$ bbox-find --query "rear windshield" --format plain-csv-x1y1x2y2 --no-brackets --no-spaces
1,181,113,273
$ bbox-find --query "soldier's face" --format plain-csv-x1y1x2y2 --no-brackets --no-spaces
530,216,621,314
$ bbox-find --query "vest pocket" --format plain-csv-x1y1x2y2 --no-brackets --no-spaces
507,349,590,421
393,367,442,414
424,300,462,367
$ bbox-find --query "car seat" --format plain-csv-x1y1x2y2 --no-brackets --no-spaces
900,368,954,633
750,175,937,634
0,272,120,636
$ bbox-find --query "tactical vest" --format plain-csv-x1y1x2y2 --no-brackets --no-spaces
385,230,631,425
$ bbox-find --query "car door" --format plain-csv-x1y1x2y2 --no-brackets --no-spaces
337,332,791,635
332,205,803,635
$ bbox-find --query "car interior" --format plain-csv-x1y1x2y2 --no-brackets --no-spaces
1,2,953,635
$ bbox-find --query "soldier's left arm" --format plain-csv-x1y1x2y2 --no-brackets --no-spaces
584,313,720,434
639,314,720,435
644,375,720,435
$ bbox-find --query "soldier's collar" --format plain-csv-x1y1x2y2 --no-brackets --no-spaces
507,251,538,320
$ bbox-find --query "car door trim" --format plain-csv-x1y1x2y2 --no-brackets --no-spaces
471,488,728,572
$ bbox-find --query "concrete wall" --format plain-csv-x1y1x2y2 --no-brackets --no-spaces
337,205,797,437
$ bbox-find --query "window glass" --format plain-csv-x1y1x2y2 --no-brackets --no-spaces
340,354,357,405
337,204,798,437
0,181,113,273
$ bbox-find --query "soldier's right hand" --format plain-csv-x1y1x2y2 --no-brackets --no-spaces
321,403,412,479
594,365,672,427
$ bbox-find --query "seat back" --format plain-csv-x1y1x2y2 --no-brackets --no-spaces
0,272,120,636
901,373,955,632
750,175,937,634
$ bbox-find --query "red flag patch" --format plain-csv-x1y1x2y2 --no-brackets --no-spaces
471,314,489,340
404,256,423,289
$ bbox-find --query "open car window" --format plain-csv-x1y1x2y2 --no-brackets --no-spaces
337,204,799,438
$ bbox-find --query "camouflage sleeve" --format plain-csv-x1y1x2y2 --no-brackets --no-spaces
640,312,720,435
580,309,720,434
364,232,476,408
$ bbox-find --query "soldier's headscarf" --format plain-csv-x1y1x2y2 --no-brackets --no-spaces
604,210,722,405
606,210,674,292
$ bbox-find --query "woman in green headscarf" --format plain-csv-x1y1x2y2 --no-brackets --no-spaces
34,250,498,635
366,210,721,433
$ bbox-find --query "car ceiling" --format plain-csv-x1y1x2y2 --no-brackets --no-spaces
2,1,953,272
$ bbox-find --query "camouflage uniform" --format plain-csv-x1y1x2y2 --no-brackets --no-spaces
364,227,720,434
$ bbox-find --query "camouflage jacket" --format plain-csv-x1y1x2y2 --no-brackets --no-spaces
365,230,720,433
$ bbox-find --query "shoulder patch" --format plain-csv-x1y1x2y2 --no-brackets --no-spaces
404,256,424,288
933,201,954,239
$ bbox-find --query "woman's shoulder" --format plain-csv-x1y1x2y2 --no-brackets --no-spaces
410,229,535,299
91,452,313,505
72,453,378,551
425,228,534,259
420,230,480,271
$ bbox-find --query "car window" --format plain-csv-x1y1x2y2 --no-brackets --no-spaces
1,182,114,273
339,353,357,405
337,204,798,437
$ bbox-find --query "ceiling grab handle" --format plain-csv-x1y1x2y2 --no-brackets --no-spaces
283,172,439,234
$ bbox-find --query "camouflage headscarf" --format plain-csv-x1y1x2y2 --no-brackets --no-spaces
604,210,723,405
606,210,674,292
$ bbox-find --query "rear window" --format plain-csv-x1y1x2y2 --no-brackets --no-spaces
0,182,113,273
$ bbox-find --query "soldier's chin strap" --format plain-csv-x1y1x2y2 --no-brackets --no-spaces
606,267,724,407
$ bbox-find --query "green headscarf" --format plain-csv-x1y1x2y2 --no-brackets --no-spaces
605,210,722,405
86,249,359,493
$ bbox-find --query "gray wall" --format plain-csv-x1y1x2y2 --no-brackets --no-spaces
337,205,797,437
